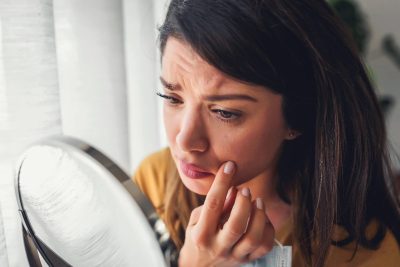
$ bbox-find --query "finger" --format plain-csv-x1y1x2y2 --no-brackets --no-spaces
231,198,271,260
188,205,203,227
217,187,252,251
223,187,237,212
247,216,274,261
220,187,238,228
188,188,237,229
247,226,274,261
196,161,236,236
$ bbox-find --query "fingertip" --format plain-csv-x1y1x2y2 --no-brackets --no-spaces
223,161,235,174
240,187,251,198
256,198,264,210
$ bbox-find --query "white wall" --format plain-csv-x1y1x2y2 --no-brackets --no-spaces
53,0,130,173
356,0,400,169
122,0,171,173
153,0,170,149
123,0,161,173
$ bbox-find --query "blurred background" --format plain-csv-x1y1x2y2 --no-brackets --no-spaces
0,0,399,266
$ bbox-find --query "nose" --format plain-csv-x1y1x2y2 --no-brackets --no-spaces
176,108,209,153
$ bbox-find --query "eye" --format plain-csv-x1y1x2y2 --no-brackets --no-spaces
211,109,242,123
156,92,182,104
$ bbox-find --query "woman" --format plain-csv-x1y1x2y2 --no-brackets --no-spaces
134,0,400,266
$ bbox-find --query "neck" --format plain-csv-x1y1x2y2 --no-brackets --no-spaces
236,169,292,232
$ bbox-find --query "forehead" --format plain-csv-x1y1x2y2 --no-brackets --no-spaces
162,38,229,89
161,37,277,100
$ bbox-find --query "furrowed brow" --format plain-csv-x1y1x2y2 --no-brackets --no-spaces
159,77,182,91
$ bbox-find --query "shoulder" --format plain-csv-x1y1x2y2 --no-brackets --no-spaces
354,227,400,267
132,147,176,212
280,220,400,267
325,223,400,267
135,147,174,175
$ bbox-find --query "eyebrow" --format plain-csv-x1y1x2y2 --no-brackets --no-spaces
160,77,182,91
159,77,258,102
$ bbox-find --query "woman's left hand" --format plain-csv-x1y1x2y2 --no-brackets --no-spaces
178,161,275,267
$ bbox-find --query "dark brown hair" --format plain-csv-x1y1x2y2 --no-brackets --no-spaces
158,0,400,265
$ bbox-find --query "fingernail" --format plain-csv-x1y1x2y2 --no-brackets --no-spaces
241,187,250,197
223,161,235,174
256,198,264,210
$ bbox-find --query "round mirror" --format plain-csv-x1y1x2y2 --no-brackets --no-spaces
14,136,176,267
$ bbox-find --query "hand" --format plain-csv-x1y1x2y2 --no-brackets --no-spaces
178,161,275,267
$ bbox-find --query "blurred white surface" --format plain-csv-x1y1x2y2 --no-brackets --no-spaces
0,204,8,266
0,0,61,266
53,0,130,173
123,0,161,172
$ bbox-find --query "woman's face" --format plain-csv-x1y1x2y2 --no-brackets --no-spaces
161,38,292,195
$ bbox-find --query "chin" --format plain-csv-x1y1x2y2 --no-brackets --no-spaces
180,176,212,196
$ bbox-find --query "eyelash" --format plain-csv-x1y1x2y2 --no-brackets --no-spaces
156,92,242,124
156,92,182,104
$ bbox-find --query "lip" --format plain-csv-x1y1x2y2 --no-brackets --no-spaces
179,160,213,179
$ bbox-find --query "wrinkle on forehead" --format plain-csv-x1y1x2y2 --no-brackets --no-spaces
164,38,227,93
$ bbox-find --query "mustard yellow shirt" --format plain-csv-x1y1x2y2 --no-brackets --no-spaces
133,148,400,266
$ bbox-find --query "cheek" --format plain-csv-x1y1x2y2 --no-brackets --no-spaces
212,118,286,184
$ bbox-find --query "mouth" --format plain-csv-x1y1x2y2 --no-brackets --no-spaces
179,160,213,179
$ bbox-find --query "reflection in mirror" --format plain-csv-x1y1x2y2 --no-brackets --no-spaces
15,137,175,267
